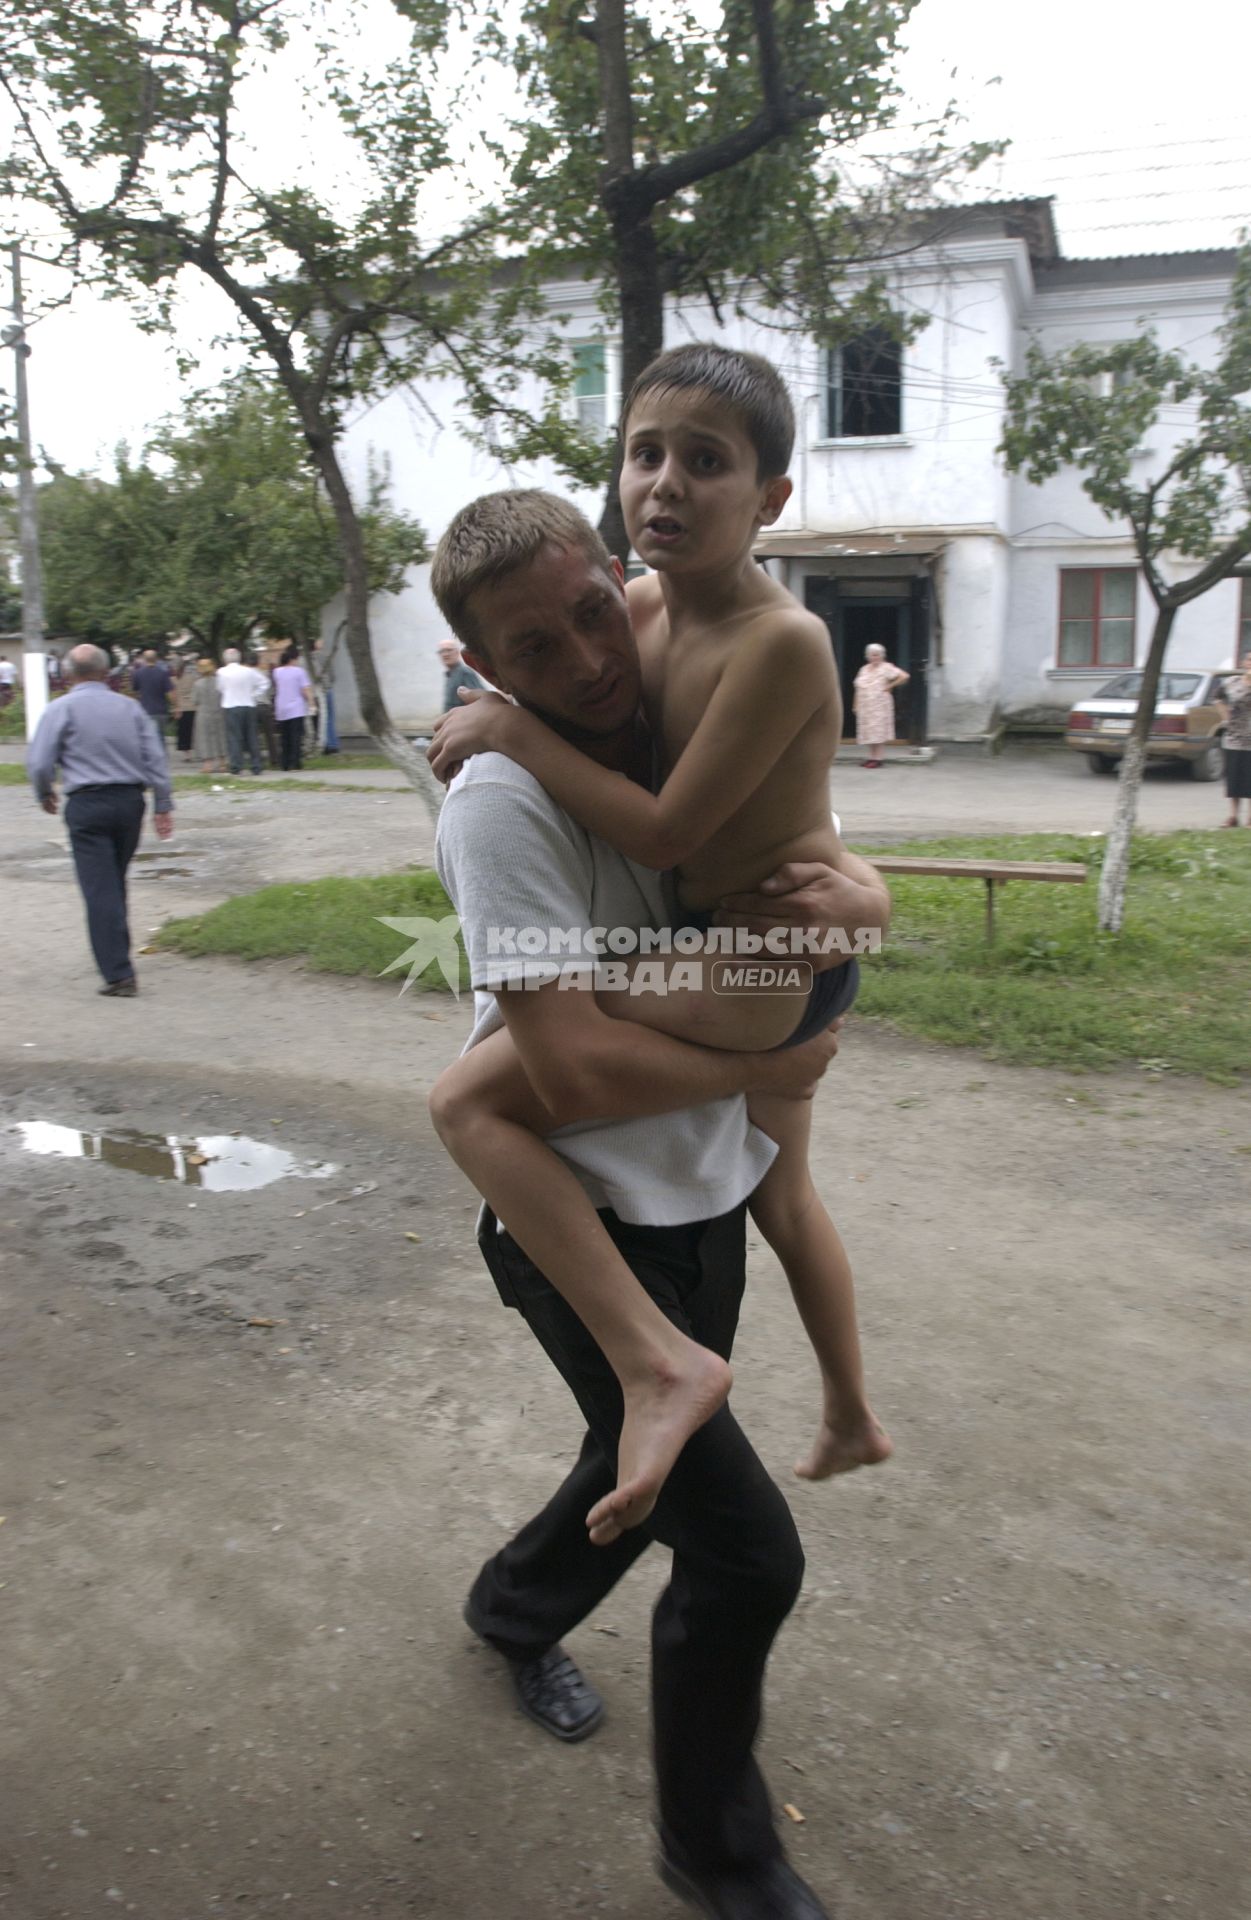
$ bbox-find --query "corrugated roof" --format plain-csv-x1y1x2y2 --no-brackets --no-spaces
1038,248,1238,282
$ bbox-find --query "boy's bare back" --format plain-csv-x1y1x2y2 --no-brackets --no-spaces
627,569,843,910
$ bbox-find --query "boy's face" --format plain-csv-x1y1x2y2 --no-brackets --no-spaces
461,543,641,742
620,386,791,574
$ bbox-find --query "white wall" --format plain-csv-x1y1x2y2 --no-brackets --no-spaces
790,246,1026,540
1001,547,1243,721
929,535,1011,736
327,287,611,731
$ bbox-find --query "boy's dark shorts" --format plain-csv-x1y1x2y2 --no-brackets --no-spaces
680,910,859,1050
778,954,859,1049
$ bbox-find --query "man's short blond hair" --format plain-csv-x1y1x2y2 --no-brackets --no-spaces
431,490,612,656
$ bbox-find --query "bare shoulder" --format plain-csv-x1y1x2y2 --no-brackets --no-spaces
737,598,836,681
625,570,665,630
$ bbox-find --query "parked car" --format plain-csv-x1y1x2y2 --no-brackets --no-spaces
1065,670,1230,780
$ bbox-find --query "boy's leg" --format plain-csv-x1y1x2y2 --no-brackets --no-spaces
747,1091,892,1479
482,1206,804,1874
430,1031,731,1543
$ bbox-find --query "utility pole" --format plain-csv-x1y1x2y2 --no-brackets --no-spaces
4,243,48,738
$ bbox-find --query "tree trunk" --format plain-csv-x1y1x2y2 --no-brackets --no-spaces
1096,602,1176,933
598,213,665,561
299,410,444,820
594,0,663,563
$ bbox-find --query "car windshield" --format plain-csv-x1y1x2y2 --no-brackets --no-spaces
1095,672,1203,702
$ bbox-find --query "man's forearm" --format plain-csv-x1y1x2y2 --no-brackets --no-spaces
505,996,778,1127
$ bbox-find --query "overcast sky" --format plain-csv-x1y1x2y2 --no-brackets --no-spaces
6,0,1249,477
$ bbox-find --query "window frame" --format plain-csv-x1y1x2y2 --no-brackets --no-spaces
1056,566,1138,670
824,329,904,441
569,336,620,439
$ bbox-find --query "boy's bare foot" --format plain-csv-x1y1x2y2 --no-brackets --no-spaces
586,1345,732,1546
794,1410,893,1481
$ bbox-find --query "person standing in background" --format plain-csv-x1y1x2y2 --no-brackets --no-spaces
173,655,199,760
1215,652,1251,826
217,647,267,776
191,657,227,772
0,655,16,708
26,644,174,995
852,642,909,770
130,649,174,739
438,636,485,712
272,645,313,771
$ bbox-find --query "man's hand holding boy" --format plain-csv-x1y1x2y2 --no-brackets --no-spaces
715,855,891,973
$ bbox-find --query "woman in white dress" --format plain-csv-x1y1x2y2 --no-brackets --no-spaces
852,642,910,768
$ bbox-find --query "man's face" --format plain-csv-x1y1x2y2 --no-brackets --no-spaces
437,642,460,670
461,543,641,740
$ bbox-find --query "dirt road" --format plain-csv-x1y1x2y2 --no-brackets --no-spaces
1,774,1248,1920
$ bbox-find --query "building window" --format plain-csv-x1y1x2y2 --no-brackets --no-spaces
1239,576,1251,657
825,329,902,438
1058,568,1137,668
572,340,613,435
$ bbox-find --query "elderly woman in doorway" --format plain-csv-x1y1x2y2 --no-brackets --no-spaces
853,642,910,769
1215,651,1251,826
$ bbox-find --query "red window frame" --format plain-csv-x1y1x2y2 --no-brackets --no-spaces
1057,567,1137,669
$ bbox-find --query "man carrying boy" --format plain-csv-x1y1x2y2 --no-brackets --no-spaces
430,487,889,1918
431,345,891,1545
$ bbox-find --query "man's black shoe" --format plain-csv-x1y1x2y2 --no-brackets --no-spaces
98,976,138,997
508,1644,605,1742
463,1601,604,1743
658,1848,832,1919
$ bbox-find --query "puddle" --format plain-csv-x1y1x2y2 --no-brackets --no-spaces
12,1122,337,1192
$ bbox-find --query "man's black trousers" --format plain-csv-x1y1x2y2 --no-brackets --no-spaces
470,1204,805,1875
278,715,305,770
64,783,145,985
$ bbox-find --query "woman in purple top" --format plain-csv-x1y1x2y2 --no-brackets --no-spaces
272,645,312,770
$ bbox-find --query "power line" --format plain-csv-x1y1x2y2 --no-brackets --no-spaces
990,125,1251,157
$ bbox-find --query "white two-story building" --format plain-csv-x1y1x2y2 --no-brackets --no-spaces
326,200,1248,743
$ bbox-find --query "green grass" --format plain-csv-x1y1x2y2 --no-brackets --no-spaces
0,762,26,785
154,869,469,990
850,831,1250,1081
319,750,394,770
150,832,1251,1080
0,694,29,742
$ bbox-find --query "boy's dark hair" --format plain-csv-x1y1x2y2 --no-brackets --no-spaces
431,489,613,658
621,343,795,479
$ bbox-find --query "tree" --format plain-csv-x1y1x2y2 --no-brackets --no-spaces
1000,244,1251,933
28,376,426,654
0,0,569,813
472,0,998,554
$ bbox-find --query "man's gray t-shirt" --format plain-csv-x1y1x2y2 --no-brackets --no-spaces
435,751,776,1227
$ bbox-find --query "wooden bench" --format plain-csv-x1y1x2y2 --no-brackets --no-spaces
867,856,1088,945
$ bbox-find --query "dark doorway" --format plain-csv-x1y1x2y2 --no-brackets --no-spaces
804,576,930,743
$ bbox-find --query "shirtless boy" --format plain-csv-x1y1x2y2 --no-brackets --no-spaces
429,344,892,1542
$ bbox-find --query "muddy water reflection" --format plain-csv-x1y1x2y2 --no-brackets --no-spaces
13,1122,337,1191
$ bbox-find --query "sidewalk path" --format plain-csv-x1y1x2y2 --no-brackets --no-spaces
3,737,1231,841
